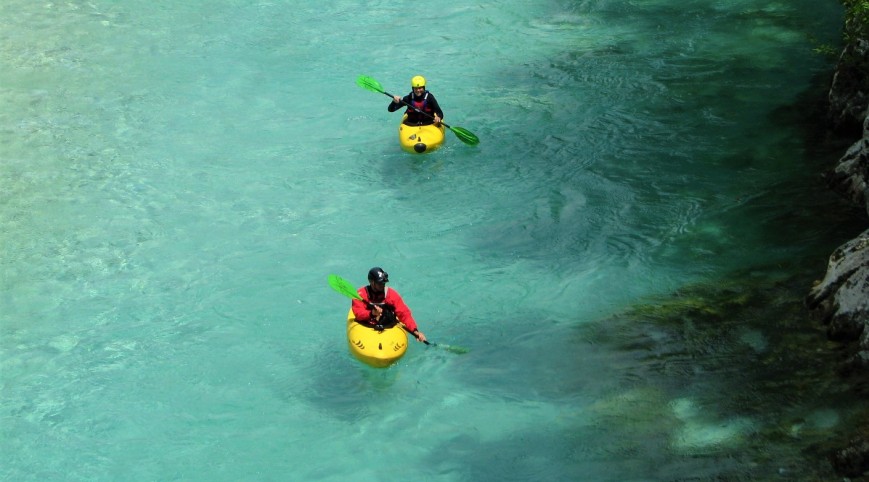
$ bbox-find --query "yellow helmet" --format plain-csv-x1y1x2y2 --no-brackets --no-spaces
411,75,426,88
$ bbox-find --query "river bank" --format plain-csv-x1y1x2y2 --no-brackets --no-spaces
789,21,868,477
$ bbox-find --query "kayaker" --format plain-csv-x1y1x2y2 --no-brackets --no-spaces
351,267,428,343
388,75,444,127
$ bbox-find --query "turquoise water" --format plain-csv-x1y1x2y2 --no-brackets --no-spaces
1,0,860,480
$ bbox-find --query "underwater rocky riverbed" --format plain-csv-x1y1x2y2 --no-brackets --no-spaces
577,257,869,479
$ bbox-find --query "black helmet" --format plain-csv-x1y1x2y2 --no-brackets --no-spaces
367,267,389,283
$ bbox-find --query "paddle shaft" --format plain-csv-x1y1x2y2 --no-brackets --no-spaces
356,75,478,145
381,90,457,130
328,274,419,336
399,322,432,346
329,274,465,352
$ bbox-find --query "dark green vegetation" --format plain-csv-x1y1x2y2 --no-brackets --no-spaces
844,0,869,42
836,0,869,118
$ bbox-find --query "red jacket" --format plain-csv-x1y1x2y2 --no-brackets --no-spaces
351,286,419,332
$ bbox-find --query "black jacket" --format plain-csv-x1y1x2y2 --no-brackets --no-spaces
388,90,444,126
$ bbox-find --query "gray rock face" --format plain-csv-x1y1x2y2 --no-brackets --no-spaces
828,39,869,133
826,116,869,211
808,39,869,371
810,26,869,480
830,436,869,478
807,230,869,366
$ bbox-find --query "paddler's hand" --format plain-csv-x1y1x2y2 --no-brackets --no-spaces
433,115,441,125
392,95,401,104
371,304,383,321
413,330,427,343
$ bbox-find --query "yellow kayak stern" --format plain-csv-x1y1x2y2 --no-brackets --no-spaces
346,309,408,368
399,115,445,154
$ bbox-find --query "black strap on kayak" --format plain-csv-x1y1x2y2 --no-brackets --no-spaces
359,288,398,332
364,309,397,332
378,309,398,329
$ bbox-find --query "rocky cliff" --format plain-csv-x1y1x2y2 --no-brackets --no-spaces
806,38,869,372
805,34,869,478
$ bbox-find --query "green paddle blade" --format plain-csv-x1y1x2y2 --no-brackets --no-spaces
357,74,479,147
433,343,470,354
356,75,385,94
449,126,479,146
400,322,470,355
328,274,363,300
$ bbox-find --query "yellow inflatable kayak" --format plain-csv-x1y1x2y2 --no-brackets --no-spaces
346,309,408,368
399,115,445,154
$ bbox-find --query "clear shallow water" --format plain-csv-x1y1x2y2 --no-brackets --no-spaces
0,0,860,480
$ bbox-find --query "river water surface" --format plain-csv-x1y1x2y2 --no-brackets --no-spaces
1,1,863,480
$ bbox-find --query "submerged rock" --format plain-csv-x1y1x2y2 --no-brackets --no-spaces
829,436,869,478
671,417,755,454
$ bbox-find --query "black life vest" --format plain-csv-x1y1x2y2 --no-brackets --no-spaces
407,91,430,114
363,286,397,331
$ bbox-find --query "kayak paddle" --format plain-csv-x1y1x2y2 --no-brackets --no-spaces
355,75,480,146
327,274,469,354
397,322,469,354
328,274,365,301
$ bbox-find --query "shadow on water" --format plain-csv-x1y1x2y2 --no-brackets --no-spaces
419,425,760,482
399,260,869,480
290,342,408,423
570,260,869,479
